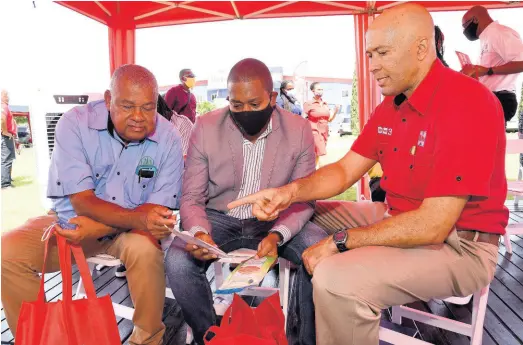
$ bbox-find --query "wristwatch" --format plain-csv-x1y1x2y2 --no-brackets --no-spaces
487,67,494,76
332,230,349,253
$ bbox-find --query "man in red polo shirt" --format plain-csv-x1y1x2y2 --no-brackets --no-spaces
1,89,16,189
228,4,507,345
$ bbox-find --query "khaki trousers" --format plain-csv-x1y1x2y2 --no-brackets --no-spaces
1,215,166,345
311,201,498,345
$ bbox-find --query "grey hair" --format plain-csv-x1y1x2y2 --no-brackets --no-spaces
110,64,158,96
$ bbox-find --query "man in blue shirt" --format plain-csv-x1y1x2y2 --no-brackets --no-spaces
1,65,184,345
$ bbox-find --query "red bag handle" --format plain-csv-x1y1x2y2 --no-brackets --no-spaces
37,225,97,302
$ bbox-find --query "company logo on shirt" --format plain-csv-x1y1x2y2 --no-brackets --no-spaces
418,131,427,147
378,126,392,136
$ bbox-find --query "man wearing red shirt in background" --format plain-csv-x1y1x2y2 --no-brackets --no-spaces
164,68,197,123
228,4,507,345
1,90,16,189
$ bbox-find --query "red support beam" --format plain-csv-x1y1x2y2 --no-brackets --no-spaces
108,25,136,76
354,12,381,200
108,6,136,76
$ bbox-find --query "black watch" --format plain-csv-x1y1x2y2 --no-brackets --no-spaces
332,230,349,253
487,67,494,76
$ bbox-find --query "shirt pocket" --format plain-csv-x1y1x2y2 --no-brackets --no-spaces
128,174,155,207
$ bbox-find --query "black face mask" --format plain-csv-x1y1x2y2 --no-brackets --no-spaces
230,101,274,137
463,20,479,41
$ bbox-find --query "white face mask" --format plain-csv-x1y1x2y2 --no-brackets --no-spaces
286,89,296,97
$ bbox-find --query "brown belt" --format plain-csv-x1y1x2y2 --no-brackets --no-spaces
456,230,500,247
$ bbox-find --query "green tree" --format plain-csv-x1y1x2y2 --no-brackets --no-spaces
350,68,360,136
197,101,216,116
14,116,28,125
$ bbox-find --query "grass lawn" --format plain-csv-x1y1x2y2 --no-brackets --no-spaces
1,148,46,233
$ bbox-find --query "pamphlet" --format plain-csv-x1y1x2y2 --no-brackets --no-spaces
165,225,255,260
215,255,277,294
455,51,472,68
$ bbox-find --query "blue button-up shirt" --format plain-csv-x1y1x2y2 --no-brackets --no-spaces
47,100,184,223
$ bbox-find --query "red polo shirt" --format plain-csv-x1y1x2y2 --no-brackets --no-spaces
2,103,15,136
352,60,508,235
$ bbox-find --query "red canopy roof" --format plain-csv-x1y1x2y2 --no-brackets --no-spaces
58,1,523,29
55,0,523,198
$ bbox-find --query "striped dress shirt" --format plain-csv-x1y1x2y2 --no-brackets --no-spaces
170,113,194,156
190,120,291,243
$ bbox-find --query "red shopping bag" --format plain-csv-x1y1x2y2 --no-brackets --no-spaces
15,233,121,345
204,293,288,345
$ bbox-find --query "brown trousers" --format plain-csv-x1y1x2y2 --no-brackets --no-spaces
1,215,166,345
311,201,499,345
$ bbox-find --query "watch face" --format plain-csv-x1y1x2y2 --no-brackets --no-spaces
334,231,346,241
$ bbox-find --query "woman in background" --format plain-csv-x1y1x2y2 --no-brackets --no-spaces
303,82,339,167
276,80,302,115
435,25,449,67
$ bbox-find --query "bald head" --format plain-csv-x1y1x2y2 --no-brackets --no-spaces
110,64,158,96
463,6,490,23
366,3,437,97
462,6,493,39
104,64,158,143
227,58,273,93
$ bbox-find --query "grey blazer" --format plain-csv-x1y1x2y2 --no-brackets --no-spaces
180,106,316,242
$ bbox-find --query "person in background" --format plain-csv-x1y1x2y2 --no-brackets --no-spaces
435,25,449,67
303,82,340,167
156,94,193,158
1,90,16,189
12,118,20,156
276,80,302,115
165,68,197,123
461,5,523,125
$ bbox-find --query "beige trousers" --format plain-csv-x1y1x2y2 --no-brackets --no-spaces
1,215,166,345
311,201,499,345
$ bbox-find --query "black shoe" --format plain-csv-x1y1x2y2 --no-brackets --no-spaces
115,264,127,278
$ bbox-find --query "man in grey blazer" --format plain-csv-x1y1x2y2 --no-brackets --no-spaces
165,58,327,345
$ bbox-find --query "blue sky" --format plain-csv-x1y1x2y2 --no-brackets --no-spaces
0,1,522,105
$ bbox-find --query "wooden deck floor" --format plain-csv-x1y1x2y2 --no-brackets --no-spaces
3,201,523,345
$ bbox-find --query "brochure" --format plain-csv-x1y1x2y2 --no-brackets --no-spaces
455,51,472,68
165,225,254,260
215,255,277,294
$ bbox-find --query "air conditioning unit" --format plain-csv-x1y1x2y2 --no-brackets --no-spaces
31,90,103,209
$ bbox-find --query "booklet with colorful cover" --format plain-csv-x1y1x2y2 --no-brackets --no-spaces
215,255,277,294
